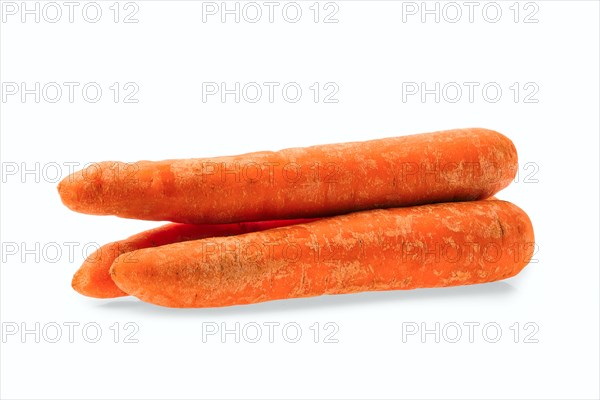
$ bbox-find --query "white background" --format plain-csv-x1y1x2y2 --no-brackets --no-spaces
1,1,599,399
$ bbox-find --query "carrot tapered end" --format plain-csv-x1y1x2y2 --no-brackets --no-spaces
72,249,129,299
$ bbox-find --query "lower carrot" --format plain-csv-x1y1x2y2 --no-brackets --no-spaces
110,200,535,308
73,218,317,298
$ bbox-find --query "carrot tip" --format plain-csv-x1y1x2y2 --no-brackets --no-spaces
71,268,87,295
72,264,128,299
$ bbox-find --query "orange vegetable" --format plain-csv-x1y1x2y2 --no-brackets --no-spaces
58,128,517,224
73,218,317,298
110,200,534,308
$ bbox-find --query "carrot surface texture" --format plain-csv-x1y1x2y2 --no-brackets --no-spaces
110,200,535,308
73,219,317,298
58,128,517,224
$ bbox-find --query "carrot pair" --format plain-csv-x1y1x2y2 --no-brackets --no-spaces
59,128,534,308
72,219,318,298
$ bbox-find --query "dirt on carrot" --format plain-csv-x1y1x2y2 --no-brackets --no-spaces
58,128,518,224
72,218,318,298
110,200,534,308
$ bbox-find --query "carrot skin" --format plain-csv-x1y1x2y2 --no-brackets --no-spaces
58,128,518,224
72,218,317,298
110,200,534,308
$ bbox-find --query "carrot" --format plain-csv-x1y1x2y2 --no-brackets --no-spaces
73,218,317,298
58,128,517,224
110,200,534,308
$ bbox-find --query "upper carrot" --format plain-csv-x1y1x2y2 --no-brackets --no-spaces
110,200,535,308
58,128,517,224
73,218,317,298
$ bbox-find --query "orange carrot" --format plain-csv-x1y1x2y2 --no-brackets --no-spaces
110,200,534,308
58,128,517,224
73,218,317,298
